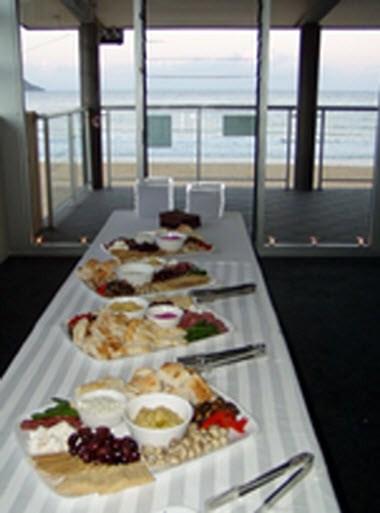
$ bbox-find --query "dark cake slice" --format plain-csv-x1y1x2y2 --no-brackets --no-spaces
159,209,201,229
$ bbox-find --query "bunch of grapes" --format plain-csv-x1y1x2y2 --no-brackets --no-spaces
153,262,192,282
127,239,158,252
104,280,135,297
68,426,140,465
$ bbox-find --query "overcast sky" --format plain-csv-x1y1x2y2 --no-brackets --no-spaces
21,29,380,93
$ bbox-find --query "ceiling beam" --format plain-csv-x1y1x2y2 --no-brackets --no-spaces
61,0,95,24
296,0,341,26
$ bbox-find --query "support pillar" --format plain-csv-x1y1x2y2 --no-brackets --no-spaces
252,0,271,245
0,0,31,256
134,0,148,178
79,22,103,189
294,23,320,191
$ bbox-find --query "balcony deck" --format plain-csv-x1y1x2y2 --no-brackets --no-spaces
38,185,372,245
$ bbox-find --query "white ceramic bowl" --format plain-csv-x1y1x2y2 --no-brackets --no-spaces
135,231,156,245
156,231,187,253
117,263,155,287
146,304,183,328
107,296,149,319
125,393,193,448
76,389,128,428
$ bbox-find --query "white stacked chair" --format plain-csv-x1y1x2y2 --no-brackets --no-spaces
185,181,226,221
134,176,174,218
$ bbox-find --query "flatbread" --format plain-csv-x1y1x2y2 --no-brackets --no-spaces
32,453,154,496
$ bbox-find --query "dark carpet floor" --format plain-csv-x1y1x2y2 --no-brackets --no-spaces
260,258,380,513
40,186,371,245
1,256,379,513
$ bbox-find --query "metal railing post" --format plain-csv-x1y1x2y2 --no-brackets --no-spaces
84,109,92,186
43,117,54,228
285,108,293,190
35,104,376,201
317,109,326,190
196,107,202,180
67,113,77,201
105,109,112,187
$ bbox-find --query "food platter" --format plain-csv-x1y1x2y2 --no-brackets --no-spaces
15,363,258,497
101,227,214,263
76,258,214,299
64,295,233,363
65,295,233,361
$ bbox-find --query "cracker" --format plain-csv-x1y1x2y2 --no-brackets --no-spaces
32,453,154,496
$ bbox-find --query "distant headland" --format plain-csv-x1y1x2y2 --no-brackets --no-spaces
24,80,44,92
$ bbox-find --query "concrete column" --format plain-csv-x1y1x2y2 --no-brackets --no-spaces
253,0,271,246
294,23,320,191
134,0,148,179
79,22,103,189
0,0,31,257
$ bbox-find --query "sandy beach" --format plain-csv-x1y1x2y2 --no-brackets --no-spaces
47,161,373,189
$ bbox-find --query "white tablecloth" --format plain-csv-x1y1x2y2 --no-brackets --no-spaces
0,211,341,513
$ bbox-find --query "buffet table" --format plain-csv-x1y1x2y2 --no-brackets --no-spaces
0,211,341,513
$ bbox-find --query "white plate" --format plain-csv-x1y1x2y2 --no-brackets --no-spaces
79,272,217,301
15,388,258,497
101,231,214,260
154,508,198,513
63,307,234,363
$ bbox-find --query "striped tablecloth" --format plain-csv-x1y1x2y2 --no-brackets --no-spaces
0,212,341,513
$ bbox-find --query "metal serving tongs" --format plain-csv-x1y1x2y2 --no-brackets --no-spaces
205,452,314,512
190,282,256,304
177,344,266,372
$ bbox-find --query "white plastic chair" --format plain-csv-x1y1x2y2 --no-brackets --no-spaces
134,176,174,218
185,181,225,221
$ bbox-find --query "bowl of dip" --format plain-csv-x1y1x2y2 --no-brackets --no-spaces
125,393,193,447
117,263,155,287
107,297,149,319
76,389,128,428
146,304,183,328
155,231,187,253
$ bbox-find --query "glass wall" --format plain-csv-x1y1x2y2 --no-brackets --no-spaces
144,28,256,228
261,29,379,249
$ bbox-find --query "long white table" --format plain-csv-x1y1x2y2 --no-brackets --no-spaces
0,211,341,513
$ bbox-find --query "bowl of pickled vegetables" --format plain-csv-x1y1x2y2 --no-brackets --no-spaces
107,297,149,319
125,393,193,447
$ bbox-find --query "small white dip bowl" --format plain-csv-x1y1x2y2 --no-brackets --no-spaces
156,231,187,253
107,296,149,319
117,262,155,287
146,304,183,328
76,389,128,428
135,231,156,244
125,393,193,448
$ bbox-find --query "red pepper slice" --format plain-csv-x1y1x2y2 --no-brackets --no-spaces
201,409,248,433
187,237,213,251
67,313,94,330
96,283,108,296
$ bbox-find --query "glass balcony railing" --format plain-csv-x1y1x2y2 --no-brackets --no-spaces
33,103,378,227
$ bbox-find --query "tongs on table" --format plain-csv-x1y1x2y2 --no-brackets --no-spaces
177,344,266,372
205,452,314,512
190,282,256,304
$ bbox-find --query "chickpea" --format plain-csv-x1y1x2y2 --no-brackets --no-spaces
209,426,220,438
177,447,187,461
202,441,210,451
211,438,220,448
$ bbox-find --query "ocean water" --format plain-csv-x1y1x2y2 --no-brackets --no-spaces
25,89,379,165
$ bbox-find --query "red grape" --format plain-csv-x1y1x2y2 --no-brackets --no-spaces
68,427,140,465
